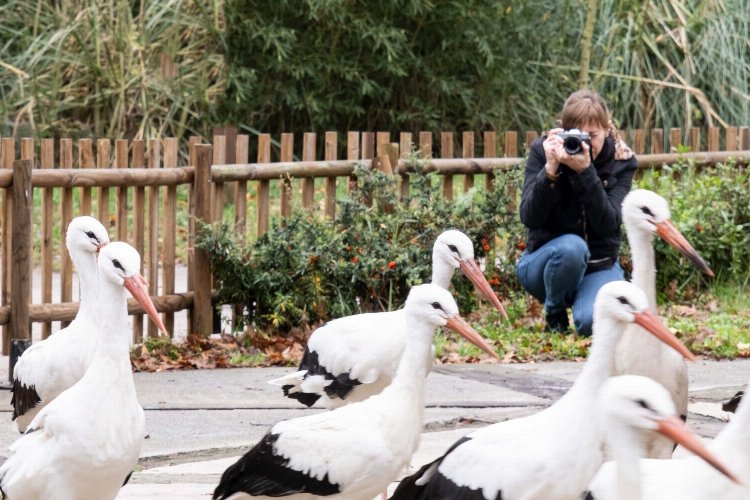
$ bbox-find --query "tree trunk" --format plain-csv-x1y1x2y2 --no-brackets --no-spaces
578,0,598,88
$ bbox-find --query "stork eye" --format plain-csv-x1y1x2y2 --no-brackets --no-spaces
112,259,125,271
640,206,654,216
85,231,99,242
447,244,459,254
617,296,629,305
431,302,443,310
635,399,653,411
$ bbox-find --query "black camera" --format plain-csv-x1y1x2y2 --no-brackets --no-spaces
558,129,591,155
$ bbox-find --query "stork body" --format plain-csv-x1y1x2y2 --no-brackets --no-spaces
588,375,750,499
391,281,694,500
11,216,110,433
0,242,164,499
271,230,505,409
615,190,713,458
214,284,497,500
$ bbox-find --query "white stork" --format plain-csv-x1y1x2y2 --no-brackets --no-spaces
390,281,695,500
616,189,713,457
270,229,505,408
0,242,163,500
588,374,750,500
585,375,750,500
11,216,111,432
213,283,497,500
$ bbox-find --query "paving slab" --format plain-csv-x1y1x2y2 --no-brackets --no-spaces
1,359,749,499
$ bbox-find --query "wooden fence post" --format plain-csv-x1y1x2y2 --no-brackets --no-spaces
324,132,338,218
60,139,74,329
132,140,146,343
1,137,15,355
147,139,160,338
484,131,496,192
462,131,475,192
399,132,413,202
256,134,271,236
9,159,32,381
192,144,213,336
441,132,454,200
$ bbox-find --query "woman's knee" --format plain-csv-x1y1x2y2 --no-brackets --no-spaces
573,308,594,337
552,234,589,266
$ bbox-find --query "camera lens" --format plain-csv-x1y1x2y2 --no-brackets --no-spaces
563,136,583,155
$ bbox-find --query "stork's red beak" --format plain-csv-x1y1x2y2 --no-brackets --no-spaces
657,416,741,485
655,220,714,277
123,273,168,337
459,259,508,320
445,314,499,360
96,242,108,254
633,310,695,361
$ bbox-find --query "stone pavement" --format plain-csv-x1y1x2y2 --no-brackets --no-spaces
0,359,748,499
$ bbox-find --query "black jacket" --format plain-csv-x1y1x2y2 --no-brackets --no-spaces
519,135,637,263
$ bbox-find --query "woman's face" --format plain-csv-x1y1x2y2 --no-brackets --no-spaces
576,122,608,160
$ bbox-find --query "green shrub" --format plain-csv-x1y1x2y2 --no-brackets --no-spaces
198,160,525,334
633,160,750,300
0,0,224,140
219,0,515,135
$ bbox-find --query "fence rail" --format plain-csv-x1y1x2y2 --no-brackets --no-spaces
0,126,749,376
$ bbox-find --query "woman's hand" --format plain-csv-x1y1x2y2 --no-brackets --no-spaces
543,128,563,177
556,141,592,173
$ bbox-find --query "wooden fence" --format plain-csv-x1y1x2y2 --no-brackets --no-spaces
1,126,749,368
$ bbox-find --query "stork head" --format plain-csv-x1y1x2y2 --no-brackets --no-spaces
593,281,694,360
66,216,110,254
98,242,168,336
601,375,741,485
404,283,498,359
434,230,475,270
432,230,508,320
622,189,713,276
601,375,678,433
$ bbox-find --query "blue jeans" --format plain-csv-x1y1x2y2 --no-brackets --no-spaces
516,234,624,336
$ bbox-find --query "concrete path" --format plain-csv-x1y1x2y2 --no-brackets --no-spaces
2,359,746,498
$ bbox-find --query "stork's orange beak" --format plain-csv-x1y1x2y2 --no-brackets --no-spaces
445,314,499,360
657,416,741,485
459,259,508,320
633,310,695,361
655,220,714,277
124,273,168,337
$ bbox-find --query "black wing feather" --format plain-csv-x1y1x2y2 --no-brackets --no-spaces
391,436,487,500
284,348,363,407
722,391,744,413
213,432,340,499
10,380,41,423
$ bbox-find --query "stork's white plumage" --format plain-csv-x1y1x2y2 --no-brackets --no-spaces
0,242,164,500
615,189,713,458
11,216,110,433
270,230,504,409
213,284,495,500
391,281,695,500
586,375,742,500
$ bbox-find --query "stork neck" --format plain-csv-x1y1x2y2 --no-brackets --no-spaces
568,313,622,398
93,279,132,358
387,317,434,397
431,254,456,290
71,247,100,318
628,230,658,313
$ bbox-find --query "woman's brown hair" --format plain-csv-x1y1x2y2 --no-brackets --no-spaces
561,90,610,130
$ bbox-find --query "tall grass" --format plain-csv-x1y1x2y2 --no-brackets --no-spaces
0,1,746,140
593,0,750,131
0,0,225,141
